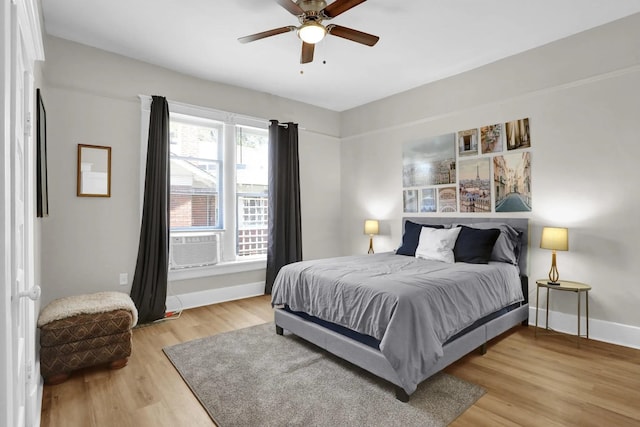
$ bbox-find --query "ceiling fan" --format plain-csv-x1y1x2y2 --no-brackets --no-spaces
238,0,380,64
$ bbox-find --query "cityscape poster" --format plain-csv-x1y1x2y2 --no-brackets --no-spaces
402,133,456,187
494,152,532,212
459,158,491,213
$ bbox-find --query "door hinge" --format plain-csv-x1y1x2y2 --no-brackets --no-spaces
25,111,32,137
26,361,33,382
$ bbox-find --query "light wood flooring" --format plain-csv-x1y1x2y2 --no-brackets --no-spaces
40,295,640,427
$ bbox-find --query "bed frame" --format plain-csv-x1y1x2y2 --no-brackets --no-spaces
274,217,529,402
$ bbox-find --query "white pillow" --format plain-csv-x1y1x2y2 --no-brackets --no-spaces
415,226,461,264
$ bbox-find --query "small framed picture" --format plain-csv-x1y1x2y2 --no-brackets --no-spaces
419,188,437,212
438,187,458,213
458,128,478,156
505,118,531,151
480,123,503,154
403,189,418,213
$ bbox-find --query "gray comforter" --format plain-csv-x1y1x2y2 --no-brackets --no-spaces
271,252,524,394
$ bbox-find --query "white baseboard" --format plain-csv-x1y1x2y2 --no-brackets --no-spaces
528,306,640,350
166,281,266,312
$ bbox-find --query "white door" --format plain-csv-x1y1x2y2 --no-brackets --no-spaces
11,18,39,427
1,1,42,426
13,35,28,427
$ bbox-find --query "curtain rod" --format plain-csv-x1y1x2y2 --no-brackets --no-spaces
139,95,308,130
276,123,306,130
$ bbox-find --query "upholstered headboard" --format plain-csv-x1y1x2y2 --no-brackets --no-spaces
403,217,530,277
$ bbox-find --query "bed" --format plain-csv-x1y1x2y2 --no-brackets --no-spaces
271,217,529,402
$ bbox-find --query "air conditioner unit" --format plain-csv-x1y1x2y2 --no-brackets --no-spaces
170,233,220,269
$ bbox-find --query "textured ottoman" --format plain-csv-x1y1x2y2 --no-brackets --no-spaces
37,291,138,385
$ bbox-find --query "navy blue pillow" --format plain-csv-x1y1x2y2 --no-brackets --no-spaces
396,221,445,256
453,225,501,264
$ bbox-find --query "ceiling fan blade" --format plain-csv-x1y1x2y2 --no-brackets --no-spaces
322,0,366,19
326,24,379,46
275,0,305,16
238,26,296,43
301,42,315,64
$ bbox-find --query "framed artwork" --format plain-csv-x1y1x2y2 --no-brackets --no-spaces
403,189,418,213
480,124,503,154
419,188,437,212
505,118,531,151
494,152,532,212
36,88,49,217
402,133,456,187
400,119,532,216
77,144,112,197
459,158,491,213
458,128,478,156
438,187,457,213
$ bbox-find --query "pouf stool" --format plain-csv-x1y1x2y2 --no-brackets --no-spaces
37,291,138,385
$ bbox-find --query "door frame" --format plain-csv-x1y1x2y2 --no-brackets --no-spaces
1,0,44,425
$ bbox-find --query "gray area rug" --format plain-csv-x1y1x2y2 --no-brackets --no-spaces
163,322,485,427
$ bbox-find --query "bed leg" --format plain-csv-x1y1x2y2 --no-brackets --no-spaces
395,386,410,403
275,325,284,336
521,318,529,327
479,342,487,355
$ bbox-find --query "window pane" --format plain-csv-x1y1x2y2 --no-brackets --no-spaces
170,159,220,229
170,119,219,160
170,118,222,231
236,126,268,257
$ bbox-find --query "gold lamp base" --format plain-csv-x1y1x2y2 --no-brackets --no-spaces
548,250,560,285
368,236,374,254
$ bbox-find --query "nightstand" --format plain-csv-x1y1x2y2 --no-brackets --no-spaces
535,279,591,347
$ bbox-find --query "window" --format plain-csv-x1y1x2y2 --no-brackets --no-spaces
139,97,269,275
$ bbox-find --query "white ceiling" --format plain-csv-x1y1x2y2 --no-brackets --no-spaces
41,0,640,112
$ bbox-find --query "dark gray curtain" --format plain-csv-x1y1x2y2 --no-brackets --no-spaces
130,96,170,323
265,120,302,294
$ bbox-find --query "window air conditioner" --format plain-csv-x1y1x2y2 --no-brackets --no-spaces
170,233,220,269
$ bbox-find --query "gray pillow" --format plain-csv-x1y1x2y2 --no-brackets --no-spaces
454,222,522,265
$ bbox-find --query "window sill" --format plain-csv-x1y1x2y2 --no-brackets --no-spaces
168,258,266,282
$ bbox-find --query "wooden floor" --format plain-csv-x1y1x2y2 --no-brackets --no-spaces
41,295,640,427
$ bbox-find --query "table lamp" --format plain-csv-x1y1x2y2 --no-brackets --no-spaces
540,226,568,285
364,219,379,254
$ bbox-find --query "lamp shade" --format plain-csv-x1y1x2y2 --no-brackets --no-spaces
364,220,379,236
540,227,568,251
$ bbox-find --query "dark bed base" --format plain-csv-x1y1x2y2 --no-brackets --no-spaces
282,299,523,351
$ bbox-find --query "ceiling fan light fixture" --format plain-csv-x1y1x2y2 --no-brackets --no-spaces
298,22,326,44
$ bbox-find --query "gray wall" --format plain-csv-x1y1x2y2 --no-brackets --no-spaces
40,36,342,306
339,14,640,328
